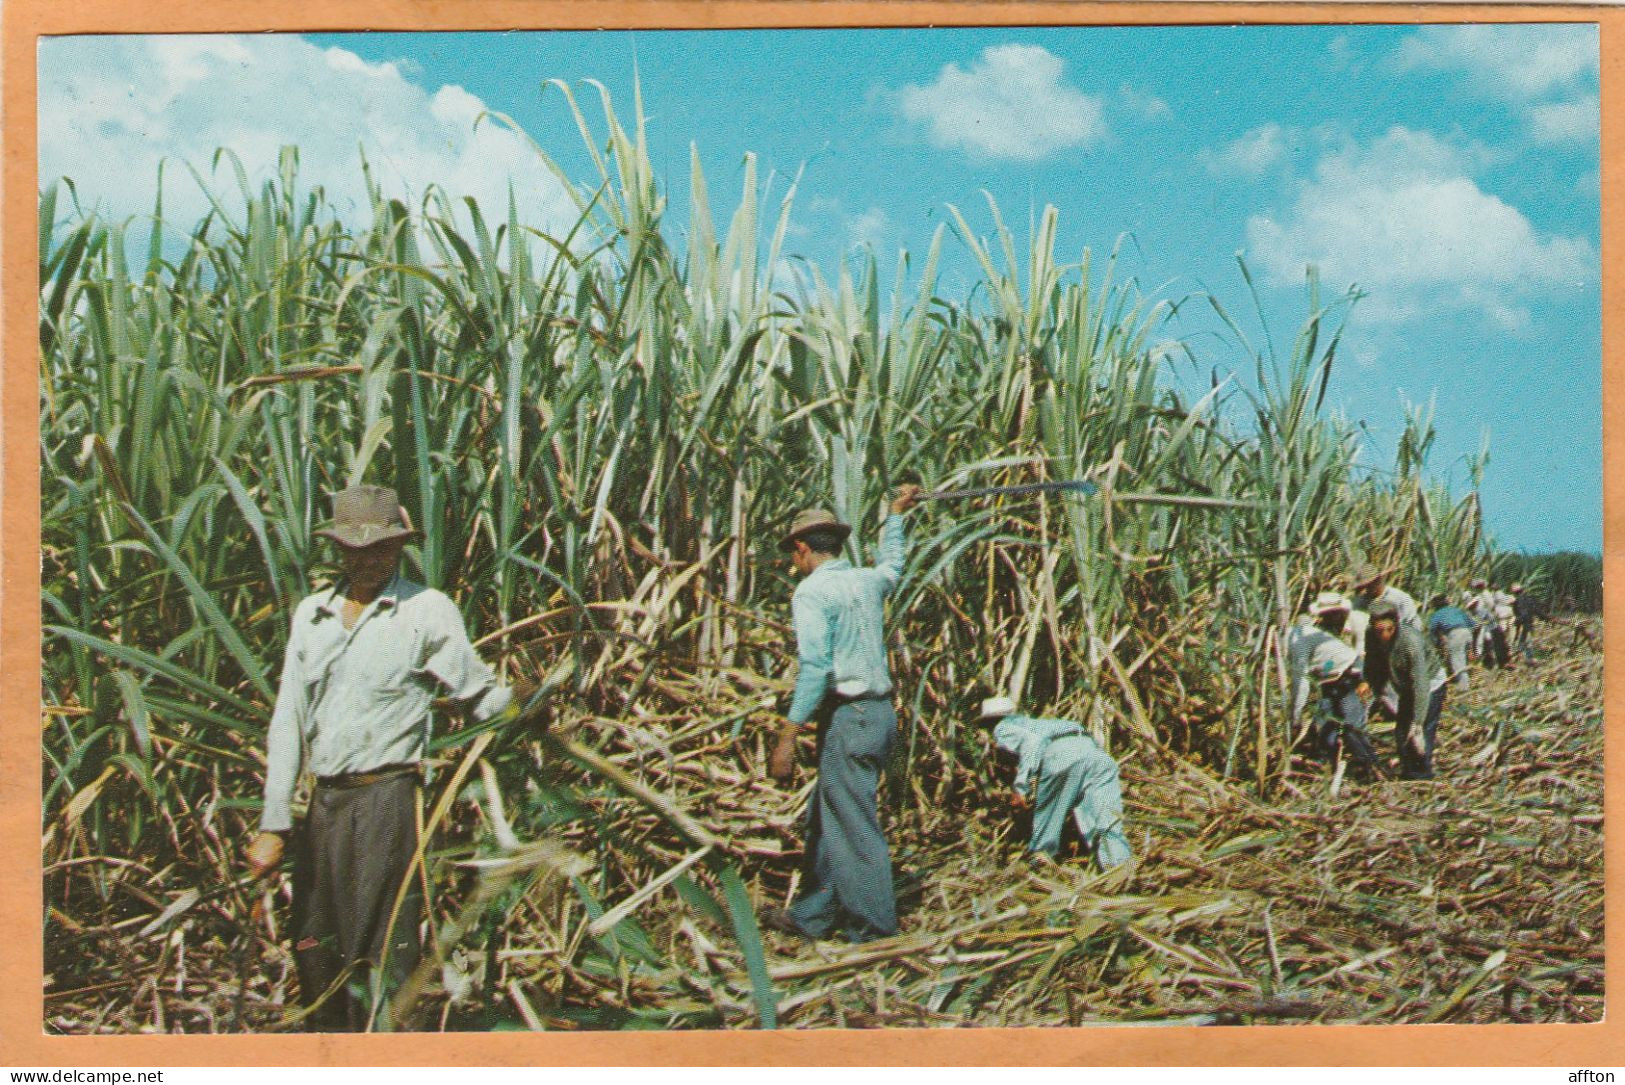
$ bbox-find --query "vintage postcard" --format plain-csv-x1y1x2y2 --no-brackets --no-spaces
7,0,1619,1066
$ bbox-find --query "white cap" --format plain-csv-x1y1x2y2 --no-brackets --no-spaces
979,696,1018,721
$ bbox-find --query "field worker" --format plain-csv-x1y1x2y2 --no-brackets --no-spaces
1289,592,1380,775
1470,579,1511,669
1426,593,1477,691
1364,599,1449,780
245,485,522,1031
762,483,922,943
1351,562,1419,717
1351,561,1422,636
1512,584,1546,663
1491,584,1517,668
977,696,1132,870
1464,578,1492,661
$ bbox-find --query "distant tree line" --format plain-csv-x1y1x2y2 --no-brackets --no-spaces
1492,551,1602,613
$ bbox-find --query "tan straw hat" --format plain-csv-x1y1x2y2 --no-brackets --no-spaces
1309,590,1351,617
314,484,421,548
779,508,852,552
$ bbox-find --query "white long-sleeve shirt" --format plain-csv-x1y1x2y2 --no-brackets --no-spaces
260,574,511,831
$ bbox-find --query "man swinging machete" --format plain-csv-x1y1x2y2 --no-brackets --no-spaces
761,483,922,944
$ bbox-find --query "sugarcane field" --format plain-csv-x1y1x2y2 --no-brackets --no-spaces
36,42,1606,1037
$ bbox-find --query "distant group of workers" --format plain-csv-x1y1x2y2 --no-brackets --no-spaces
1289,561,1546,785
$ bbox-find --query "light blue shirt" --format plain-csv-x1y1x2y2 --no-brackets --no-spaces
786,514,908,725
261,574,512,831
991,714,1086,792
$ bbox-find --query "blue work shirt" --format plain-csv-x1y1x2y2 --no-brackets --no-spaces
991,714,1088,792
786,514,908,725
1428,605,1476,637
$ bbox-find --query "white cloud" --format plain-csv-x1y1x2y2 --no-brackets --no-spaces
1396,24,1596,100
1326,34,1359,74
896,44,1105,162
1529,94,1600,145
846,206,890,250
794,196,893,255
1244,126,1595,328
1202,123,1293,178
1117,84,1170,121
1394,25,1598,146
38,35,576,241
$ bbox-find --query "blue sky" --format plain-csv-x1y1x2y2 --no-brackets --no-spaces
38,26,1602,551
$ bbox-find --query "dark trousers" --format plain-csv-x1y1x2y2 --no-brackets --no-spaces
1485,627,1510,668
290,772,422,1031
1396,685,1446,780
789,695,899,942
1515,619,1537,662
1316,685,1378,770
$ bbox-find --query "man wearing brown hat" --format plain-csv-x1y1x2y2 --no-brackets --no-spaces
764,483,921,943
1364,598,1449,780
1350,561,1421,635
244,484,519,1029
1351,561,1421,717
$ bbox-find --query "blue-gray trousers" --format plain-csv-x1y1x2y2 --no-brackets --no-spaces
1029,735,1132,868
1316,683,1378,769
789,695,899,942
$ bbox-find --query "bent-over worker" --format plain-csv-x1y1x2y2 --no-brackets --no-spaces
1289,591,1380,775
978,696,1131,870
1427,594,1476,692
1364,598,1449,780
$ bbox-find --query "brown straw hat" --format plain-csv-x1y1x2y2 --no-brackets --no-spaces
779,508,852,552
1368,599,1402,622
1351,561,1386,590
314,484,421,548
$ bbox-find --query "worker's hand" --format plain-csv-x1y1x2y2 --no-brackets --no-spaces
1355,682,1372,701
511,676,540,707
890,483,923,514
769,725,800,782
1010,788,1032,811
245,831,286,878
